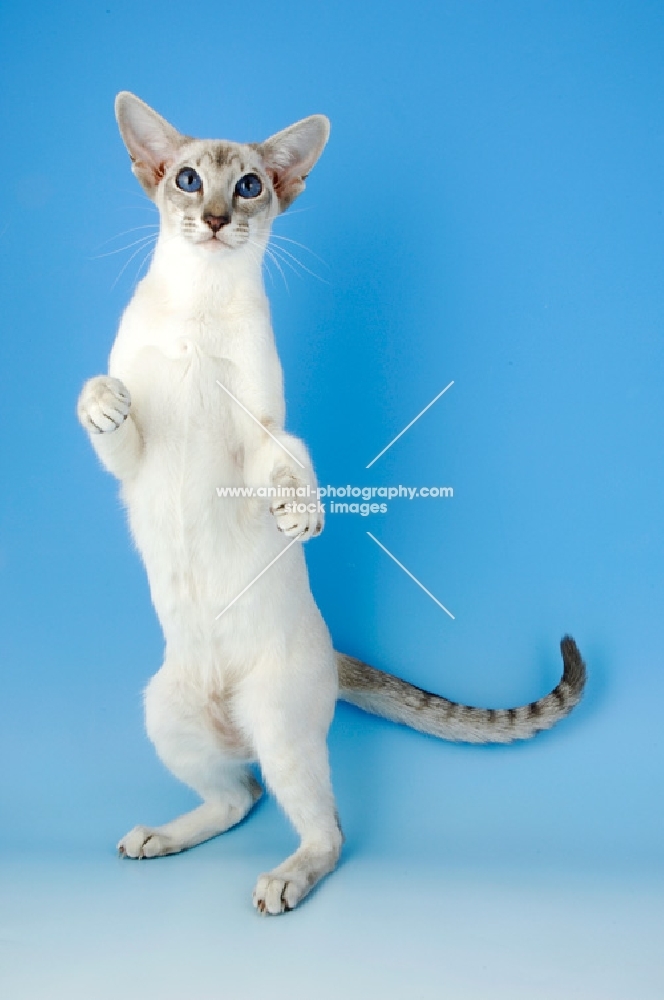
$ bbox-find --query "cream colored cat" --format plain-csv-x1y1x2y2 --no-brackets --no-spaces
77,92,586,915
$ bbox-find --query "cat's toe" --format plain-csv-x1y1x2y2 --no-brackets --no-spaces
271,502,323,540
118,825,152,858
141,833,174,858
77,376,131,434
117,825,175,859
253,873,304,915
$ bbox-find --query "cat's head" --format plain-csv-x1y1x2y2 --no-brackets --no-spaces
115,92,329,253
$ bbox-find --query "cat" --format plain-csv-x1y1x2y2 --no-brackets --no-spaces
77,92,586,915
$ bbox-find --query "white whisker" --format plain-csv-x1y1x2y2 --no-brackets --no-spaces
119,188,159,204
94,224,159,252
267,245,301,277
247,237,288,291
245,239,274,286
263,245,289,292
270,233,328,267
111,236,158,289
131,234,172,289
92,233,157,260
268,241,328,284
130,244,156,293
275,206,311,219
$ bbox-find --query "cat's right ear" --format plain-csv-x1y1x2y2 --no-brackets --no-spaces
115,92,186,198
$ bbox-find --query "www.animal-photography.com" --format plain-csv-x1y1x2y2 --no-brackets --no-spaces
1,2,662,998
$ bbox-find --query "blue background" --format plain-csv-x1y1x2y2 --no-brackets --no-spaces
1,1,662,996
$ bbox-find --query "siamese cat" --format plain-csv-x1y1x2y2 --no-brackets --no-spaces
77,93,586,914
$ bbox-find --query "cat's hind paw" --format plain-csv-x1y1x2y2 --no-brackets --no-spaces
253,873,306,915
77,376,131,434
117,825,179,859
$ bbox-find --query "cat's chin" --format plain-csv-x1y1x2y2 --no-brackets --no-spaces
198,237,229,252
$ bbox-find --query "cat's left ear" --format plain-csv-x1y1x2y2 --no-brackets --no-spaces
115,92,186,198
258,115,330,212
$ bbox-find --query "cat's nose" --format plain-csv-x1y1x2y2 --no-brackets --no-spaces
204,213,231,233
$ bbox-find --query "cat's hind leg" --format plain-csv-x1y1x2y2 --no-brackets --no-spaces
118,664,261,859
242,640,343,914
251,743,342,914
118,776,262,859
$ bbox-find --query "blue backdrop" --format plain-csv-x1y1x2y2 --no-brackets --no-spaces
1,2,662,997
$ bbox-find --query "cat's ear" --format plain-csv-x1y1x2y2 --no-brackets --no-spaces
115,92,186,198
258,115,330,212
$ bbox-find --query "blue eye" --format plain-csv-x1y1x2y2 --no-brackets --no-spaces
235,173,262,199
176,167,202,193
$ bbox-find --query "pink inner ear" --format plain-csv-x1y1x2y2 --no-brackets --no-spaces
138,159,166,186
266,167,283,195
133,157,168,193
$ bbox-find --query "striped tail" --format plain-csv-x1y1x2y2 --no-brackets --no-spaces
336,636,586,744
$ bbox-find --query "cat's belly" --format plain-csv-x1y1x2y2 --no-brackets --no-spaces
118,341,309,654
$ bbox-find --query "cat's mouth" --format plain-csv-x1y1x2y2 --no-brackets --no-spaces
200,234,231,250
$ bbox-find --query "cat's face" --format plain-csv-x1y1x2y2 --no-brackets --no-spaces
115,93,330,256
155,139,276,252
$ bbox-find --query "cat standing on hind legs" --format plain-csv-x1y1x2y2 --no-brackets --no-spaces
77,92,586,915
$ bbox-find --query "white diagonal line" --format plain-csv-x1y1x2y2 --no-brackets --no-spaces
215,531,304,620
365,380,454,469
215,379,305,469
367,532,455,619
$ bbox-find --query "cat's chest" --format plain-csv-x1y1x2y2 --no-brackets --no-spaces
124,338,245,441
114,293,278,419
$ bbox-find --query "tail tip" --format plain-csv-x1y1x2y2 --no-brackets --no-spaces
560,634,586,692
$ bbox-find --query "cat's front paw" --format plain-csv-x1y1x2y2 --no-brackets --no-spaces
270,464,323,540
77,376,131,434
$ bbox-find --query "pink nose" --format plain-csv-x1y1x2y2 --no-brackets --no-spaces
204,214,231,233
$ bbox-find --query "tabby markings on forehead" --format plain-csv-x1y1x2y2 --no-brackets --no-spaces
191,147,245,171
